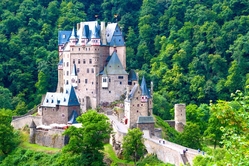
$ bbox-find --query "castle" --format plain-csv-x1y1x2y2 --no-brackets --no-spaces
37,20,155,131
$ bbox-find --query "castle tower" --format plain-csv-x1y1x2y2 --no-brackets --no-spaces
174,104,186,132
29,120,36,144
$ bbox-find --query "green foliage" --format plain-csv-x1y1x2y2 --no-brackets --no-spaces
61,110,112,166
176,122,202,149
122,128,145,164
154,115,179,143
0,109,20,157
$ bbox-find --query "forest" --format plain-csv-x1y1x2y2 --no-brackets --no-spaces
0,0,249,165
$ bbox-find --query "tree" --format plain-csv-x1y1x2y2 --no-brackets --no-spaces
0,109,19,156
176,122,202,149
61,110,112,166
0,86,13,110
122,128,145,164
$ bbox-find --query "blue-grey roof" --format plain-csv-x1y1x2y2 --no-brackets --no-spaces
128,70,138,82
58,31,71,45
68,110,79,124
106,23,125,46
71,63,77,76
137,116,155,124
106,52,128,75
70,27,77,39
128,84,138,99
58,59,63,66
42,85,79,107
141,76,151,98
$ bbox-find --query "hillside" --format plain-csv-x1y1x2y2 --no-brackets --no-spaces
1,0,249,118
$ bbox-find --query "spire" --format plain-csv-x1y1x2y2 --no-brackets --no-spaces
70,27,76,39
140,76,151,98
71,63,77,76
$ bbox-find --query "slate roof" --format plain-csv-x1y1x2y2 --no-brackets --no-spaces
128,70,138,82
106,23,125,46
128,84,139,99
141,76,151,98
68,110,79,124
42,85,79,107
58,21,125,46
137,116,155,124
105,51,128,75
58,31,71,45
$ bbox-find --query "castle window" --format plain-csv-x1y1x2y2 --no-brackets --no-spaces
85,79,87,83
83,59,86,64
45,108,46,110
118,76,123,79
141,104,143,106
46,99,48,103
51,100,54,103
66,80,69,84
78,48,80,51
78,79,80,83
137,104,139,107
120,82,122,85
87,68,89,73
62,113,65,118
92,82,94,85
92,68,94,73
67,71,69,75
67,62,69,67
72,48,74,51
78,59,80,64
73,59,75,64
103,78,107,82
77,68,80,73
109,78,111,82
136,97,138,100
109,91,111,93
89,59,92,64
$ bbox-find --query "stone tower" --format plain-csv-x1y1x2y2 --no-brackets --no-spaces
29,120,36,144
174,104,186,132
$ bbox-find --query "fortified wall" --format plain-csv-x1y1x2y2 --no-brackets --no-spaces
11,115,42,129
109,114,200,166
34,129,67,148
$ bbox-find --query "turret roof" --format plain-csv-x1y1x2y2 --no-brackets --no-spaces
140,76,151,98
68,110,79,124
105,51,128,75
128,70,138,82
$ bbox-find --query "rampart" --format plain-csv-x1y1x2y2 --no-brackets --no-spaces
109,115,200,166
11,115,42,129
35,129,67,148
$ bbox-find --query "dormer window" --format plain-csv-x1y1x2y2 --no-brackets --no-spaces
62,34,66,38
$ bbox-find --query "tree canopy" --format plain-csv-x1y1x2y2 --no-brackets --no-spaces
61,110,112,166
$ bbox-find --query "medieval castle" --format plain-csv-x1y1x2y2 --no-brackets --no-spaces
11,20,194,166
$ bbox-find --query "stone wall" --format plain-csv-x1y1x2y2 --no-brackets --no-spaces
144,136,199,166
11,115,42,130
35,129,67,148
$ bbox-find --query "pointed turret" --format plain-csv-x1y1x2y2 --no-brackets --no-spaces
70,27,78,46
140,76,151,103
71,63,78,87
